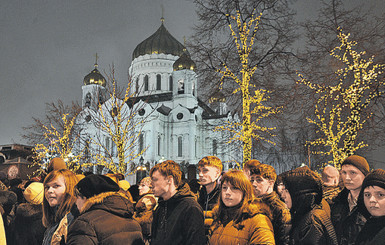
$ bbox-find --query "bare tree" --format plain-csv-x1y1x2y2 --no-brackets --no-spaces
22,100,81,145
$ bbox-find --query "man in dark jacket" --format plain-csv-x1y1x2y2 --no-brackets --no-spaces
150,160,205,245
250,163,291,245
331,155,371,245
197,156,222,231
67,174,144,245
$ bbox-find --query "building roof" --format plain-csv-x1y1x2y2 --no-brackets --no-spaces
83,65,106,87
132,23,188,60
173,51,196,71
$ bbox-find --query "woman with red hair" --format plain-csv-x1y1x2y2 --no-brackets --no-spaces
209,170,275,244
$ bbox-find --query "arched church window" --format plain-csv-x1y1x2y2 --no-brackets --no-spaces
139,134,144,153
105,137,110,157
169,76,173,91
213,139,218,155
136,77,139,93
144,75,149,91
178,136,183,157
157,135,161,156
85,92,91,107
178,79,184,94
156,74,161,90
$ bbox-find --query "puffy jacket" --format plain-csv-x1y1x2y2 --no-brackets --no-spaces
261,191,291,245
209,202,275,245
151,182,205,245
66,191,144,245
42,211,74,245
331,188,369,245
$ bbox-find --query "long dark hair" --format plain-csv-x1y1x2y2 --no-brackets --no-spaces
42,169,78,227
213,170,255,224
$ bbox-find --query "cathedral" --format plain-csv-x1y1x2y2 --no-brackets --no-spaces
75,20,238,182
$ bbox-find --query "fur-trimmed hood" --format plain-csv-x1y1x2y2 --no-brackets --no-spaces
80,190,134,218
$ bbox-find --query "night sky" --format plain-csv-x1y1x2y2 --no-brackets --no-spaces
0,0,383,166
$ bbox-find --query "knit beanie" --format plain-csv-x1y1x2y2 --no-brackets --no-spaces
47,157,67,173
76,174,120,198
282,166,323,197
361,169,385,191
118,180,131,191
341,155,370,176
23,182,44,205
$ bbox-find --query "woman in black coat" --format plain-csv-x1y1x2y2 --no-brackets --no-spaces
281,166,338,245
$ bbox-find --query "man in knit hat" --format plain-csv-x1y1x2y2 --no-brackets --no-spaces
355,169,385,244
331,155,371,245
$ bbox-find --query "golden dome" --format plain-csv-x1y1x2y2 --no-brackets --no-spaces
83,65,106,87
132,23,188,60
173,51,196,71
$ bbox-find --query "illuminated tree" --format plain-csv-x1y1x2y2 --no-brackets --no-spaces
90,65,146,175
298,28,385,168
216,10,280,164
297,0,385,162
32,113,84,175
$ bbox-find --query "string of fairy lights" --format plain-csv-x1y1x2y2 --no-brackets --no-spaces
297,28,384,168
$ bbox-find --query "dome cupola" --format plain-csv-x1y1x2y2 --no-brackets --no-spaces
132,22,188,60
83,62,106,87
173,50,196,71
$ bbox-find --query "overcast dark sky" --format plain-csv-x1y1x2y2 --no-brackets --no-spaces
0,0,383,166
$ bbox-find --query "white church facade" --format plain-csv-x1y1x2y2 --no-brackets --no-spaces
75,21,239,182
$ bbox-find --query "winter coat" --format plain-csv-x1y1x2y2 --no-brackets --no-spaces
151,182,205,245
330,188,369,245
134,193,157,241
261,191,291,245
42,211,74,245
8,202,45,245
198,183,220,229
66,191,144,245
355,215,385,245
209,202,275,245
323,185,341,205
290,204,337,245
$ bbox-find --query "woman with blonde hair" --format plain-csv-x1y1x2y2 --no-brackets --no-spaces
42,169,78,245
209,170,275,245
134,177,157,243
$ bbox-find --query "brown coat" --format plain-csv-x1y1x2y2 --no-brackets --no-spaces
209,203,275,245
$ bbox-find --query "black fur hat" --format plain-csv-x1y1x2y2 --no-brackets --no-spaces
76,174,120,198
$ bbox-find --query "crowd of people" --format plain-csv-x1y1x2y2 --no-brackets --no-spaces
0,154,384,244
